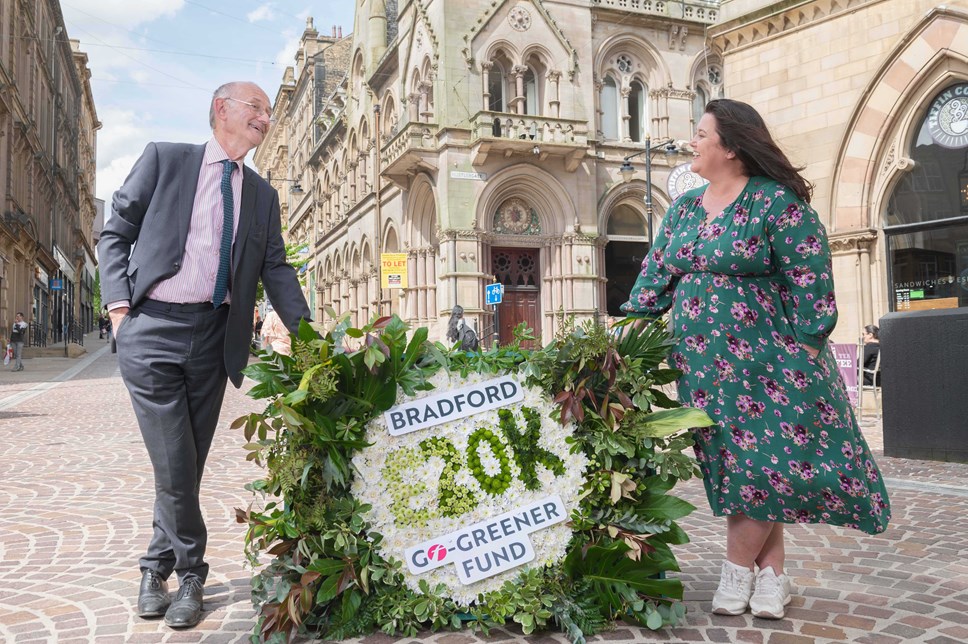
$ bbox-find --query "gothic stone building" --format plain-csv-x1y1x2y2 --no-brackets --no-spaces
257,0,723,344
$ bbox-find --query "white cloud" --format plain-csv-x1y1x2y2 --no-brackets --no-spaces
63,0,185,31
97,153,142,201
247,4,275,23
274,32,300,69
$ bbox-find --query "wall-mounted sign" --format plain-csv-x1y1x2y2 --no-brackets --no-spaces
667,163,709,201
380,252,408,289
450,170,487,181
926,83,968,148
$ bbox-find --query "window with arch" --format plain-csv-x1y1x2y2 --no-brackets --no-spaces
884,82,968,312
601,75,619,140
604,203,650,315
628,80,647,143
523,53,546,116
487,51,514,113
692,57,723,126
693,85,708,126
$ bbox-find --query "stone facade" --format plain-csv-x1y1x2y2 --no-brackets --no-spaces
0,0,97,349
711,0,968,343
257,0,723,344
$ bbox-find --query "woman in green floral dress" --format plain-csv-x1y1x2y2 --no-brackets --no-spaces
622,99,890,619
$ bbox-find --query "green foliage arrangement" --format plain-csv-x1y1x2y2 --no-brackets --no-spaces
235,314,712,643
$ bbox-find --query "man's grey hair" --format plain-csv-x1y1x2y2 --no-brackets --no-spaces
209,82,241,129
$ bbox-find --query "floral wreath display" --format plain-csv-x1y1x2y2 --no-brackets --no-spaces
351,371,588,606
236,316,713,643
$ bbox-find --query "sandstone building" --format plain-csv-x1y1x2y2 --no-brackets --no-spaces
711,0,968,342
0,0,99,348
257,1,723,344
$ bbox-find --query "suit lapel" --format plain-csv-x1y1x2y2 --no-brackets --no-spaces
177,145,205,255
233,167,257,274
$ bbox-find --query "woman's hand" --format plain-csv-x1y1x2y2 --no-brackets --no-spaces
801,343,820,359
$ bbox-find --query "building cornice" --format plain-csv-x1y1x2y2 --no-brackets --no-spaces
710,0,885,55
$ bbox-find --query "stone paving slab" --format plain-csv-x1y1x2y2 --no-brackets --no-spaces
0,349,966,643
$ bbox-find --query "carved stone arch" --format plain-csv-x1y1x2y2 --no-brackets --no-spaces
351,48,365,99
598,180,672,237
484,40,521,67
830,7,968,232
381,91,398,138
688,48,724,89
521,43,554,70
383,220,401,252
361,237,373,272
350,243,361,278
406,173,439,247
595,34,672,89
476,164,574,236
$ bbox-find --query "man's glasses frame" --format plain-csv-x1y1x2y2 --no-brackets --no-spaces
224,97,275,122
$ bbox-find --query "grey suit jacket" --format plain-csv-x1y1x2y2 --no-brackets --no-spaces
98,141,310,387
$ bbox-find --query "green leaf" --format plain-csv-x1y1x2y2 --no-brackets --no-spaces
565,541,683,613
315,574,340,603
640,408,714,437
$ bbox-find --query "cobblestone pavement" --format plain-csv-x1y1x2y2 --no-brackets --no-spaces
1,347,966,643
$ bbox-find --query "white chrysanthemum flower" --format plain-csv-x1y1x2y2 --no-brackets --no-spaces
351,371,588,604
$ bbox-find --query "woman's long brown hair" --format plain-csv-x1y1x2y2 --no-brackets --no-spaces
705,99,814,203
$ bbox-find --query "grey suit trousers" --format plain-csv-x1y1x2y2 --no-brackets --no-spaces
117,300,231,583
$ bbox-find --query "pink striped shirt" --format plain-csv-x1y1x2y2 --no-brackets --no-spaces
148,138,243,304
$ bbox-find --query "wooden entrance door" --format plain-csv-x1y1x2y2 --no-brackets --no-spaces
492,248,541,347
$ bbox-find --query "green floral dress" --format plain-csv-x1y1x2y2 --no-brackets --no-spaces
622,177,890,534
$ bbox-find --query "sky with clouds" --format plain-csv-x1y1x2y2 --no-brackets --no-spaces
60,1,357,202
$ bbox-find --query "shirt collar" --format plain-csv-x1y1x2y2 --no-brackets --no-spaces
204,138,241,171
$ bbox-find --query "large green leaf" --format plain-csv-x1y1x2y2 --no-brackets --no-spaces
639,408,714,437
566,541,683,615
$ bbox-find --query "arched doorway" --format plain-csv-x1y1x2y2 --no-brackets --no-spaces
604,204,649,316
490,197,543,347
492,247,541,347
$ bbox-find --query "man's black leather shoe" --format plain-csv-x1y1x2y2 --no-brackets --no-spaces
137,569,170,618
164,577,204,628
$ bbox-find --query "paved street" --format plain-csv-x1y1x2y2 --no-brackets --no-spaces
1,342,967,643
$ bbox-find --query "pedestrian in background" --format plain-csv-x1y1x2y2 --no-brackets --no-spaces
862,324,881,386
260,305,291,355
9,312,27,372
622,98,890,619
98,80,310,629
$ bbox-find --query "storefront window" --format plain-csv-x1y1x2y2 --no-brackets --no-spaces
884,82,968,312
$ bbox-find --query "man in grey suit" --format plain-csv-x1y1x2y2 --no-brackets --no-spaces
98,81,310,629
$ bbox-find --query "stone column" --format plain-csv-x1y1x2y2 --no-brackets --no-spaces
481,61,493,111
416,249,428,322
408,92,420,122
548,70,561,118
512,65,528,115
419,80,433,122
620,86,632,142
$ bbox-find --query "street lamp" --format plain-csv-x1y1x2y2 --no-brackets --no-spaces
619,133,681,246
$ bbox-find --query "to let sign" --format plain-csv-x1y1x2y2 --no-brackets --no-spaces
380,253,408,289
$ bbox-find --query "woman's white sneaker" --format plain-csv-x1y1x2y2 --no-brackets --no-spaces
749,566,792,619
711,560,755,615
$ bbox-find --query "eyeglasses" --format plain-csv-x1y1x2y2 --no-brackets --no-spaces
224,97,275,122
